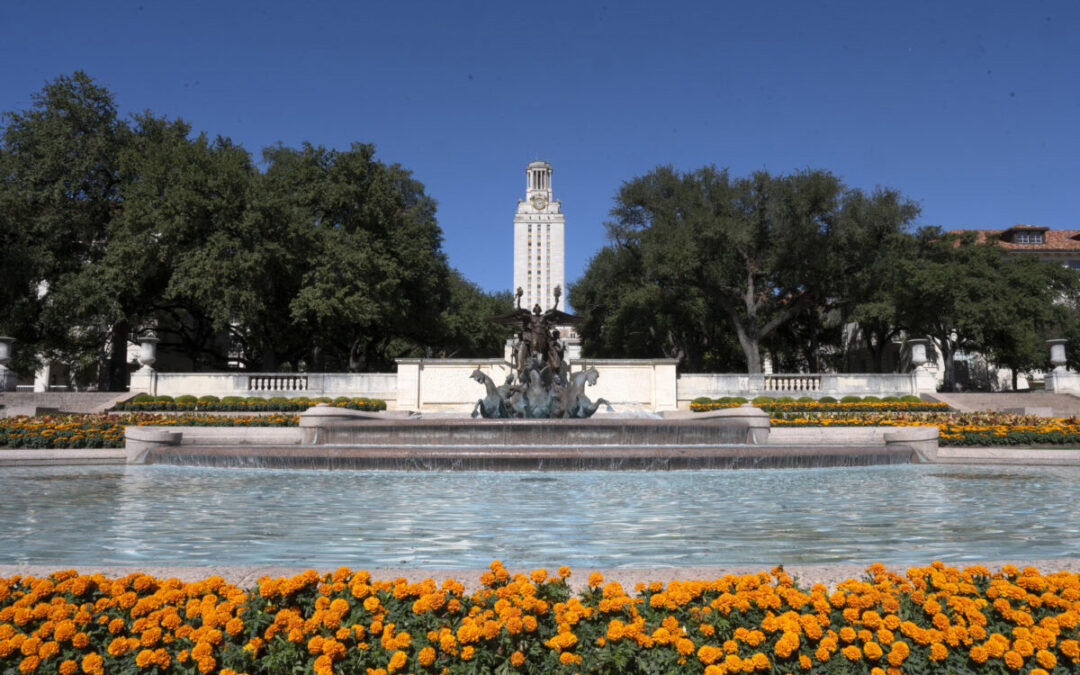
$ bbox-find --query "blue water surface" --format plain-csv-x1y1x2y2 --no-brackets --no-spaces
1,464,1078,568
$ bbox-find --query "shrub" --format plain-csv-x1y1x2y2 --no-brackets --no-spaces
818,396,837,403
797,396,814,402
776,396,795,403
175,395,197,405
862,395,881,403
840,395,862,403
732,397,748,404
751,396,774,404
153,395,174,403
131,393,154,402
900,394,922,402
881,396,899,402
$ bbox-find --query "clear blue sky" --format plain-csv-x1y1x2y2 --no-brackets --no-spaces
3,1,1078,301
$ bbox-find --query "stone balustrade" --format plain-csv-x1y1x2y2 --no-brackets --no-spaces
763,374,821,392
248,374,308,392
127,361,938,412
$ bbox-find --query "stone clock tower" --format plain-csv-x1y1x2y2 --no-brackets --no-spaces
513,161,565,311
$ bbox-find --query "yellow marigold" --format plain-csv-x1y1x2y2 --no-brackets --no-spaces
418,646,435,667
59,660,77,675
751,648,768,669
1003,650,1023,670
529,569,547,583
929,642,947,661
80,652,103,675
557,566,571,578
135,649,155,668
842,645,861,661
461,645,475,660
1035,649,1057,669
969,644,988,663
322,639,346,661
1061,639,1080,660
18,656,39,674
675,637,695,656
387,650,407,673
863,641,883,660
799,654,811,670
588,572,604,587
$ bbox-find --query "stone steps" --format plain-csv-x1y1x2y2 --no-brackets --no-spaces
930,392,1080,416
0,392,131,416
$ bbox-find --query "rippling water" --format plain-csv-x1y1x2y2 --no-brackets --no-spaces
1,464,1078,568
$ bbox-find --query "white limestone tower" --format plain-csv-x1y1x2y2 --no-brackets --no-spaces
513,161,565,311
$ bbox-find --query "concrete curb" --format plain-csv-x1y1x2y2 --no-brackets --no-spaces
2,560,1079,592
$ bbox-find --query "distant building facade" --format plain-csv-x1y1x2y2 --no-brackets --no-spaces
960,224,1080,270
513,161,565,311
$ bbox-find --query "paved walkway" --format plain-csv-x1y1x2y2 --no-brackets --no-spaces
3,561,1080,591
930,391,1080,416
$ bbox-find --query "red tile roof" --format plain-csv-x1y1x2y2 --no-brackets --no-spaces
952,226,1080,252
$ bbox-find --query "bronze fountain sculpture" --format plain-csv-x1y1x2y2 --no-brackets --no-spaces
471,286,611,418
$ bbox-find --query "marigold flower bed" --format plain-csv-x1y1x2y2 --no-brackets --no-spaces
1,562,1078,675
0,414,298,450
114,396,387,413
691,400,949,414
772,412,1080,447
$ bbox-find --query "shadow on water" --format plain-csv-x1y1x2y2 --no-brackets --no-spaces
929,472,1038,481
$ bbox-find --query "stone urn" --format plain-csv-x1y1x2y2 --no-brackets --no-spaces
137,337,160,371
908,339,930,369
0,337,15,391
1048,339,1068,374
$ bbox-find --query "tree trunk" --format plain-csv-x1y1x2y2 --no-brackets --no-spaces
97,320,130,392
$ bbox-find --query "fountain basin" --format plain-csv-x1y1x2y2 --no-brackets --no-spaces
144,443,914,470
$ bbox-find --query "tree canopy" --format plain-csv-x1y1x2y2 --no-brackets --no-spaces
571,165,1079,389
0,72,510,389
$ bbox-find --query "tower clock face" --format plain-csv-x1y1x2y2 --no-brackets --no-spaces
531,196,547,210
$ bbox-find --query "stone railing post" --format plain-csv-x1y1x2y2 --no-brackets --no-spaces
0,337,16,391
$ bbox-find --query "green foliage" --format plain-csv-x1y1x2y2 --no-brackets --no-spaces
751,396,774,404
818,396,837,403
572,166,918,374
881,396,899,402
797,396,814,402
900,395,921,402
1,73,501,381
840,395,862,403
775,396,795,402
861,395,881,402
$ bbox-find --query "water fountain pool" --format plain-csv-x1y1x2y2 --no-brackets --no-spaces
3,464,1078,568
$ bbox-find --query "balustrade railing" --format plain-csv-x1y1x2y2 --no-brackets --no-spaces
247,375,308,392
763,374,821,392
